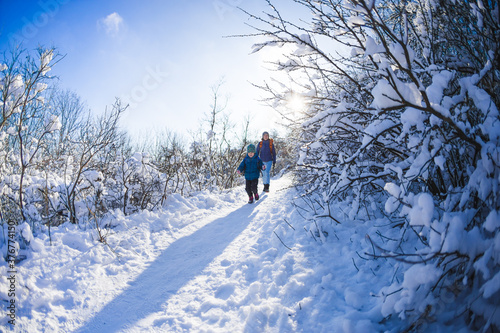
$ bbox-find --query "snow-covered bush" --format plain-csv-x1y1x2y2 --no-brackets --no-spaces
245,0,499,330
183,81,253,191
0,49,128,249
1,48,268,255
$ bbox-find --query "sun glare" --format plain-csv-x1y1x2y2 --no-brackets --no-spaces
287,94,306,114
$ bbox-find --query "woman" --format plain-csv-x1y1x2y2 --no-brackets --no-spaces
256,131,276,193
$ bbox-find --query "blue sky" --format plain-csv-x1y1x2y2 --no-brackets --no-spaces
0,0,295,140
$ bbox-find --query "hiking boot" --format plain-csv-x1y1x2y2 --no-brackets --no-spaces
263,184,270,192
254,193,260,201
248,196,254,204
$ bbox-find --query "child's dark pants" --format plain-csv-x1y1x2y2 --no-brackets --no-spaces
245,179,259,197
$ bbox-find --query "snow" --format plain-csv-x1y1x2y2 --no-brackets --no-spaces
371,78,421,110
19,223,34,244
481,271,500,299
362,119,397,147
389,264,441,318
401,107,427,134
426,70,453,106
434,155,446,171
371,79,400,109
388,42,414,68
363,36,384,56
40,50,53,75
408,192,434,227
0,173,487,332
484,210,500,232
347,16,365,27
6,127,16,136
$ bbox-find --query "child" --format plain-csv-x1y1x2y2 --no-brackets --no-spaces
237,144,266,203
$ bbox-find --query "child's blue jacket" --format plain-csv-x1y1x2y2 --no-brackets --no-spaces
237,154,263,180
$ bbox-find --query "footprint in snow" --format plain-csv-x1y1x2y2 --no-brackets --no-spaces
215,283,235,300
220,259,231,267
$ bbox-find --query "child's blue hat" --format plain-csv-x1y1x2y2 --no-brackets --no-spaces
247,144,256,153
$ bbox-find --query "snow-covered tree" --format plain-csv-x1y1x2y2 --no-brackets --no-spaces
0,47,61,223
244,0,499,329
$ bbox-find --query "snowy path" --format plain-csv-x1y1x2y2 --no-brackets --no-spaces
77,197,269,331
72,176,294,332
